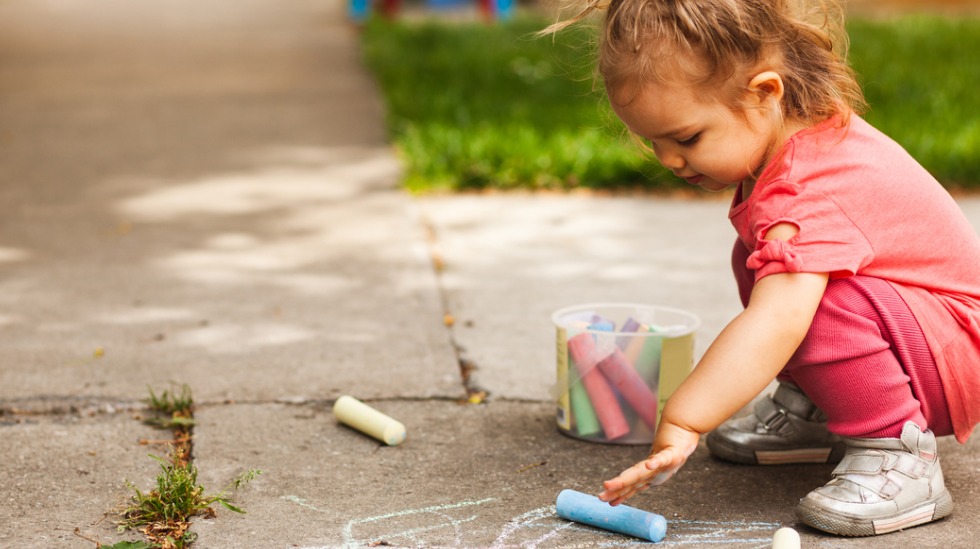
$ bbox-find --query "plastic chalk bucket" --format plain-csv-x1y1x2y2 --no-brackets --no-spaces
552,303,699,444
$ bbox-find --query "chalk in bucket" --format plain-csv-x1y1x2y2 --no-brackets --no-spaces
552,303,699,444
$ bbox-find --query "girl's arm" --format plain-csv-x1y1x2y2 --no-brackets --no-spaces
599,225,829,505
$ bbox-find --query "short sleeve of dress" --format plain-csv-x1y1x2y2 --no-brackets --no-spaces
742,191,875,282
747,237,804,275
728,120,881,283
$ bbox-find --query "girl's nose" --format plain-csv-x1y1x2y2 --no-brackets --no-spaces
657,149,686,171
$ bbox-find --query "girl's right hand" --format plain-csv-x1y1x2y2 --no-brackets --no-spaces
597,422,700,506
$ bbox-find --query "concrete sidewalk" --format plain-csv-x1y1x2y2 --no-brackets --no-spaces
0,0,978,547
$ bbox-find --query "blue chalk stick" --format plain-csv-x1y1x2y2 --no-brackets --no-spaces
589,319,615,332
556,489,667,542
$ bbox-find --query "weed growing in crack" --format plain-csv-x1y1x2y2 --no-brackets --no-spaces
144,384,196,430
90,384,261,549
116,454,261,549
142,384,195,469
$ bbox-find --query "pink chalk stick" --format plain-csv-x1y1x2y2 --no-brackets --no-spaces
567,333,630,439
567,331,597,368
596,348,658,431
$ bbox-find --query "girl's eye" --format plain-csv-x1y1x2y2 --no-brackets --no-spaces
677,133,701,146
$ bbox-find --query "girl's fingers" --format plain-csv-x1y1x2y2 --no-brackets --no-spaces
598,449,685,505
608,482,649,505
599,479,640,503
599,429,700,504
599,454,668,503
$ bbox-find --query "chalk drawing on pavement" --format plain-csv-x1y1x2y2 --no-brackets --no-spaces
657,519,779,547
491,504,779,548
491,505,575,548
284,494,781,548
281,495,327,513
341,497,497,547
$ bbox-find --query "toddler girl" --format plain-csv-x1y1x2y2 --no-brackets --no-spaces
546,0,980,536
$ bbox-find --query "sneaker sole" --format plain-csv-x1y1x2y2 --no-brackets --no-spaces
796,490,954,536
707,435,845,465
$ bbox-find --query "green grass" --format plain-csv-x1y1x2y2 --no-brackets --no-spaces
361,17,670,191
362,14,980,191
848,16,980,187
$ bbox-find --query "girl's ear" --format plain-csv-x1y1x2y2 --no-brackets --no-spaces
748,71,785,105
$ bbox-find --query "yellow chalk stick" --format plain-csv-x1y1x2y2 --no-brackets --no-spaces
772,527,800,549
332,395,406,446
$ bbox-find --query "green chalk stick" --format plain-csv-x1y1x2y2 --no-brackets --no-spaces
569,361,601,437
633,328,662,386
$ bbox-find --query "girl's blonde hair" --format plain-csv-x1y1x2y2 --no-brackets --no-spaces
544,0,866,124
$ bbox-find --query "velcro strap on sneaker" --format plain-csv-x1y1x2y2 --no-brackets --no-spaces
755,397,795,435
833,451,886,476
834,472,902,499
835,449,930,479
772,384,825,421
893,453,930,479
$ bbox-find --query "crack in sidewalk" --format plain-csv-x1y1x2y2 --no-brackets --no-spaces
1,394,538,424
420,214,490,404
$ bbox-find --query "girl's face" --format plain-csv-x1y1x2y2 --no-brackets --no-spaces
609,79,781,192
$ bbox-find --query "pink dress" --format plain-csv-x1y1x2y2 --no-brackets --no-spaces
729,114,980,443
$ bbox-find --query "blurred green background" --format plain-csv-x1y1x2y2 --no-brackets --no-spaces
361,13,980,192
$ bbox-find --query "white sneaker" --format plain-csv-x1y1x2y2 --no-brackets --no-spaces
796,421,953,536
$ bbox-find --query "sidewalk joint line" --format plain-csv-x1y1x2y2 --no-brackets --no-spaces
420,214,490,404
